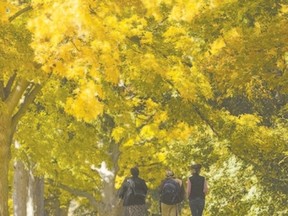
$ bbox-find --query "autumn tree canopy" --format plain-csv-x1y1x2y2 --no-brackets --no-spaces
0,0,287,215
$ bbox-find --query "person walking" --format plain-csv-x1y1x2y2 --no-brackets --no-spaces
186,164,208,216
159,170,185,216
118,166,148,216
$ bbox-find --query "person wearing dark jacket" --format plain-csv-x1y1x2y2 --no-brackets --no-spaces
118,167,148,216
186,164,208,216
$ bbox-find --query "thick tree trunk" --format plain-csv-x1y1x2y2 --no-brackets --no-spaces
97,140,121,216
0,77,40,215
98,175,117,215
27,171,45,216
0,114,12,216
13,160,29,216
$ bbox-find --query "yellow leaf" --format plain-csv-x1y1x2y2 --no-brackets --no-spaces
123,139,134,147
141,32,153,45
140,124,157,140
112,127,125,142
210,38,226,55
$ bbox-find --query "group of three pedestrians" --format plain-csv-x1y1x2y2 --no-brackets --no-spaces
118,164,208,216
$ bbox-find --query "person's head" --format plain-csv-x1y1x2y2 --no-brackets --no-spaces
190,164,202,174
166,170,174,178
130,166,139,177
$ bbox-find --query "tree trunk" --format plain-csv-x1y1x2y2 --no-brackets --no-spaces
33,176,45,216
0,114,12,216
0,77,40,215
98,174,117,215
97,140,121,216
27,170,45,216
13,160,29,216
53,197,61,216
59,206,69,216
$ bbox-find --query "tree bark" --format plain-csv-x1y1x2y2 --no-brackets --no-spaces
59,206,69,216
27,170,45,216
98,171,117,215
13,160,29,216
97,140,121,216
33,176,45,216
52,196,61,216
0,77,42,214
48,195,69,216
0,113,12,216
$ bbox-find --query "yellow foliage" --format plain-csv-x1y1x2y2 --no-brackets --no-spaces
0,0,19,23
182,1,203,21
236,114,261,128
122,138,134,147
141,53,161,71
280,4,288,15
65,81,104,122
157,152,166,162
254,22,261,35
170,0,205,22
154,111,168,124
119,15,147,37
141,0,163,20
210,0,237,8
112,127,126,142
115,175,125,189
177,79,197,101
140,124,158,140
166,65,184,81
91,40,112,53
175,36,195,52
209,37,226,55
67,64,86,80
164,63,212,101
146,98,158,111
190,66,213,99
104,65,120,84
88,67,101,81
167,122,192,141
163,26,186,42
65,96,103,122
141,31,153,45
225,27,242,39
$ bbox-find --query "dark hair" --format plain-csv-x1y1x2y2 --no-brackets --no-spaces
191,164,202,174
130,167,139,177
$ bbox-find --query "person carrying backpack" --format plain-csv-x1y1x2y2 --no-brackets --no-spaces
159,170,185,216
118,166,148,216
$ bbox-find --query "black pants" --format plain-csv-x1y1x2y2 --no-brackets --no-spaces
189,198,205,216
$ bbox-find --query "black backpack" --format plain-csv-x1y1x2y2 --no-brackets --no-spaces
160,178,181,205
127,178,146,198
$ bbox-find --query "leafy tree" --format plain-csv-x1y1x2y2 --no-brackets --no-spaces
0,1,43,214
0,0,287,215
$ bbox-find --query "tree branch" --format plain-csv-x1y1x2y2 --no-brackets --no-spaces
46,179,99,211
4,72,16,98
8,5,33,22
136,117,155,132
192,105,219,137
0,81,4,100
5,78,29,116
137,162,163,167
11,83,42,131
163,77,219,136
